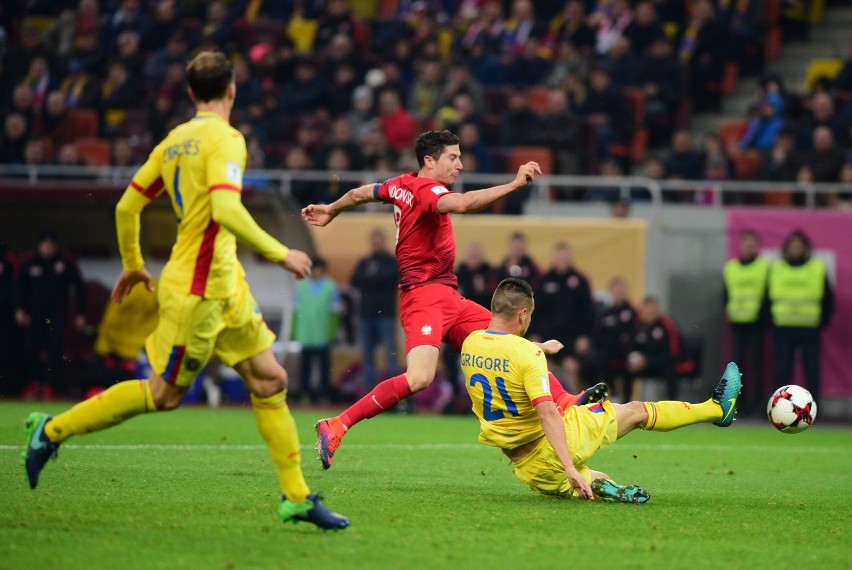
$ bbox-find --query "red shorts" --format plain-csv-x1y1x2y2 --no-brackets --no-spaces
399,283,491,354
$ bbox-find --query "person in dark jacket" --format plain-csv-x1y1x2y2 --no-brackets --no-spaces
0,243,21,396
15,231,87,400
625,297,683,401
350,229,400,390
535,243,595,393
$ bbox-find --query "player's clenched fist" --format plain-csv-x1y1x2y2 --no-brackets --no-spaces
281,249,312,279
514,161,542,188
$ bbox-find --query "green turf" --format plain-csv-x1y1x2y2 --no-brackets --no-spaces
1,400,850,570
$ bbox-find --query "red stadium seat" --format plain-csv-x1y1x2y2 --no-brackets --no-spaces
67,108,99,139
75,138,112,167
608,88,649,164
730,150,761,181
525,86,551,113
718,120,749,153
507,146,553,174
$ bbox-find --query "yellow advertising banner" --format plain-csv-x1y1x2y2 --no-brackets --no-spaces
309,212,648,300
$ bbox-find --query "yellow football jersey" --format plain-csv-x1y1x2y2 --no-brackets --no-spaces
461,329,552,449
129,111,248,299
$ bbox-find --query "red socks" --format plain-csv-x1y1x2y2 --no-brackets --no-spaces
549,372,581,410
340,374,412,429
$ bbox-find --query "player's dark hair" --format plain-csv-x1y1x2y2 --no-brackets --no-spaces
186,51,234,102
492,278,534,317
415,130,459,168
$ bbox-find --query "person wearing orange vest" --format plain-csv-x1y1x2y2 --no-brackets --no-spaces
723,230,770,415
768,230,833,403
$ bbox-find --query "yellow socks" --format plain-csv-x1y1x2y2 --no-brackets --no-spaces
251,391,310,503
46,380,156,443
642,399,722,431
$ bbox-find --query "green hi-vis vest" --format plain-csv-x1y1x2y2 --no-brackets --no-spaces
769,258,827,327
723,257,770,323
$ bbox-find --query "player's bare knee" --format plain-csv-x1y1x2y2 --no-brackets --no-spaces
249,367,287,398
406,370,435,393
626,401,648,428
153,392,183,411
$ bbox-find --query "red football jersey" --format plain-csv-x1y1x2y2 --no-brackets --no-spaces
374,172,458,291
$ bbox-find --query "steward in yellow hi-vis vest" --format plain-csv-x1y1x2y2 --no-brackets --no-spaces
769,230,833,403
722,230,770,416
21,51,349,529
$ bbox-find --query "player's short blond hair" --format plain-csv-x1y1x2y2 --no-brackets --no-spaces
186,51,234,102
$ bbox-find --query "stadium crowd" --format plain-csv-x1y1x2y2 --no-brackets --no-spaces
2,0,851,205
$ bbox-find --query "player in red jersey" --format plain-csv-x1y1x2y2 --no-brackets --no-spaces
302,130,607,469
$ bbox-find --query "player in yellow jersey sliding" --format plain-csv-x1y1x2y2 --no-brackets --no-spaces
462,278,742,502
22,51,348,529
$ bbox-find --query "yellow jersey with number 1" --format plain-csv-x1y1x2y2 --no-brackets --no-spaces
128,111,247,299
461,329,552,450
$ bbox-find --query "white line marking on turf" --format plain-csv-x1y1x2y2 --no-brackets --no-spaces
0,443,845,453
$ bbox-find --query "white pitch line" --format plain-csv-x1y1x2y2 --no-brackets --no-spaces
0,443,845,453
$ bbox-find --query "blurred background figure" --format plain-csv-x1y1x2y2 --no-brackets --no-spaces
15,231,87,400
350,229,400,393
769,230,834,403
292,257,341,403
723,230,770,415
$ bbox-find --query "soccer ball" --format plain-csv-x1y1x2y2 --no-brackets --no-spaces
767,385,817,434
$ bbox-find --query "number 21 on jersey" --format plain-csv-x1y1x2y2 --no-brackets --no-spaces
469,373,519,421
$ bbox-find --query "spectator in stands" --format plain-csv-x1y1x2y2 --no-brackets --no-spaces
319,116,363,171
144,30,188,85
531,88,582,175
56,143,85,166
624,1,664,57
293,257,341,403
600,35,640,89
739,91,785,151
196,0,232,51
625,296,680,401
348,85,378,144
462,0,506,57
768,230,833,403
576,276,637,403
351,229,400,391
463,38,504,86
456,241,496,310
499,88,536,147
5,24,48,87
0,113,28,163
590,0,634,55
361,123,397,170
0,242,20,396
15,230,87,400
545,40,588,88
795,92,850,151
232,59,263,113
58,59,100,110
503,0,545,57
678,0,728,113
21,56,52,111
458,121,496,173
111,138,135,168
116,30,144,76
408,58,443,121
322,33,366,80
34,90,76,150
497,233,541,293
285,145,319,207
535,243,595,393
148,92,178,142
104,0,149,50
723,230,770,416
665,130,703,179
144,0,179,51
702,134,734,180
23,139,47,166
314,0,368,52
99,61,142,133
503,36,550,87
8,84,36,130
640,155,666,180
756,128,800,183
637,37,681,146
325,62,359,117
807,126,846,183
577,68,630,160
378,89,417,153
281,58,326,113
434,59,485,115
547,0,595,56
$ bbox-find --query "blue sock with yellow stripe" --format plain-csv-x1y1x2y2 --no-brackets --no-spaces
641,399,722,431
45,380,157,443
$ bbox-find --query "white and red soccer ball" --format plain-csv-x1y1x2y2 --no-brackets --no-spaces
767,385,817,434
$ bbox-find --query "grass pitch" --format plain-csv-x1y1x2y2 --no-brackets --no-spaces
1,400,850,570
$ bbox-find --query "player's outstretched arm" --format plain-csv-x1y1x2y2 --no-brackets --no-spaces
534,339,564,355
113,187,156,303
209,190,311,278
301,184,379,227
535,400,595,500
436,162,541,214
